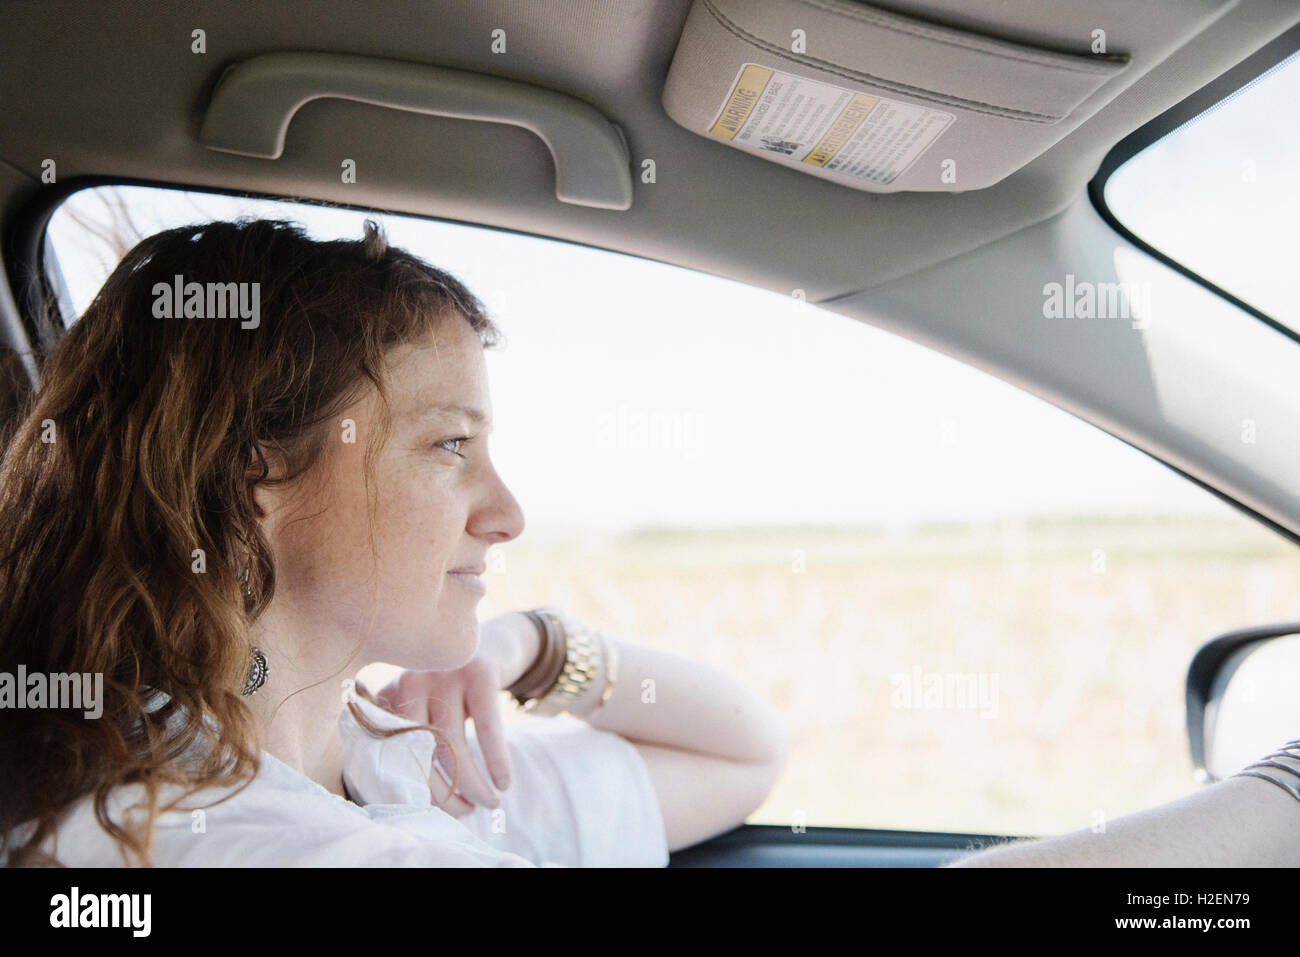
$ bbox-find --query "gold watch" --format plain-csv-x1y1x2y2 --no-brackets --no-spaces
522,610,608,717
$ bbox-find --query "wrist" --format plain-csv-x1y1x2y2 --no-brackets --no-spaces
512,611,545,687
516,610,617,719
481,611,543,689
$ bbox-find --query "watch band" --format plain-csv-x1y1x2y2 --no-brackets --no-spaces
520,608,610,717
599,632,619,707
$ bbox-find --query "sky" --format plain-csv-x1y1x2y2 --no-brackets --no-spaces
43,55,1298,538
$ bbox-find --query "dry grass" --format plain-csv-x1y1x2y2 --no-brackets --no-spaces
478,516,1300,838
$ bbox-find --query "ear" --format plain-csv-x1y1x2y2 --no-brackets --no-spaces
245,442,280,522
249,482,270,520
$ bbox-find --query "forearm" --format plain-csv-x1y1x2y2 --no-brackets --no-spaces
947,772,1300,867
486,611,788,766
583,635,787,765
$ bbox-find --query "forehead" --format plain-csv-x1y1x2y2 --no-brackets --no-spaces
387,320,490,418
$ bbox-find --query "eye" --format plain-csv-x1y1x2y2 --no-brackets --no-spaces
434,436,471,458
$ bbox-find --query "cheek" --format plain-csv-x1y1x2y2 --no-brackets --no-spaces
268,448,470,642
370,472,463,589
370,479,480,667
271,481,373,594
267,445,378,593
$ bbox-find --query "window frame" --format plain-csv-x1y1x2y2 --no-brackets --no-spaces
22,176,1300,835
1088,20,1300,348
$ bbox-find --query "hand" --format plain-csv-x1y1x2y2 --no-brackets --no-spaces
367,620,525,817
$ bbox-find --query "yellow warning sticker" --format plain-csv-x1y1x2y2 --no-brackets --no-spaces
707,63,954,185
709,64,775,140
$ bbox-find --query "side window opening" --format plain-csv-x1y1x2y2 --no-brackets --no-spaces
41,183,1300,837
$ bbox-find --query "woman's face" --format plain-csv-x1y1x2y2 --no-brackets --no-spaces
258,316,525,671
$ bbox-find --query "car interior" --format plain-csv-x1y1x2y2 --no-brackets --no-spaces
2,0,1300,866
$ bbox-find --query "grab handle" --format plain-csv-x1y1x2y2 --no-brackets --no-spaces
200,51,632,210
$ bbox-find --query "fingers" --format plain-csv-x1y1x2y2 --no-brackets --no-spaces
374,672,435,725
441,718,502,812
466,681,513,792
427,741,476,818
365,667,511,816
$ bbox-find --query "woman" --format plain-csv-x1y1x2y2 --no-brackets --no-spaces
0,218,789,867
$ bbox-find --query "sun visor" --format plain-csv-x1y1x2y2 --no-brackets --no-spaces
662,0,1137,193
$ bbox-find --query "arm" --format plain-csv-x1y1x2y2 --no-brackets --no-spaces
487,611,790,852
946,768,1300,867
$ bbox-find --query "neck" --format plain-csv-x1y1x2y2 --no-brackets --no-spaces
243,607,363,798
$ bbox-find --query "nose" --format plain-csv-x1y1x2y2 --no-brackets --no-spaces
470,460,525,544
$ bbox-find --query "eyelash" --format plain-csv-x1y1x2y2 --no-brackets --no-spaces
435,436,473,458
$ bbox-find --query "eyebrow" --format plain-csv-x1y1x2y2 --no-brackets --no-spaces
413,401,489,425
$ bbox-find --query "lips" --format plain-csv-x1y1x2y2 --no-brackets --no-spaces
447,564,488,595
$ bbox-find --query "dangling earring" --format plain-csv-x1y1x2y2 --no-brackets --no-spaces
239,550,265,695
242,647,268,696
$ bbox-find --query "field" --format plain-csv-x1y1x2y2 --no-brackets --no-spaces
477,515,1300,839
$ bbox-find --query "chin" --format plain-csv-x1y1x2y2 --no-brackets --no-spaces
368,605,479,672
425,614,480,671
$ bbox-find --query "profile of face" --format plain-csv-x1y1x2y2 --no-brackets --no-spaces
254,315,525,671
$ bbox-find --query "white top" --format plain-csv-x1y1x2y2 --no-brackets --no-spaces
4,690,669,867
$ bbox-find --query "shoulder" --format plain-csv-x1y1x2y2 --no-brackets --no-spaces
24,752,536,867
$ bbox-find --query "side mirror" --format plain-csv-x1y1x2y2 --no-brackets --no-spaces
1186,622,1300,782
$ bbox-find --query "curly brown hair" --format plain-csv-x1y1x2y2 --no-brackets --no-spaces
0,216,502,866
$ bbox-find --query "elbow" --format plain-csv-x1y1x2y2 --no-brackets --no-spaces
738,695,790,768
742,706,791,812
713,706,789,832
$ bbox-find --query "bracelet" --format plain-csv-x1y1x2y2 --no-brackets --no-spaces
599,633,620,708
1231,740,1300,802
516,608,618,718
506,610,567,706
